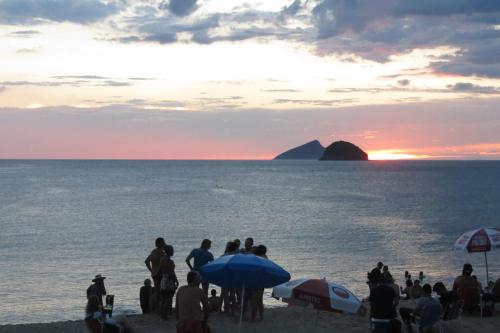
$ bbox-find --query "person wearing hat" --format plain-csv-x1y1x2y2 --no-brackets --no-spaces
452,263,479,292
87,274,107,306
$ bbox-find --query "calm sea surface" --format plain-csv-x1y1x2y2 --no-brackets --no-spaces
1,160,499,324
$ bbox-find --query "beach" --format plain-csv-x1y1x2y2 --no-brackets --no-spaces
1,303,499,333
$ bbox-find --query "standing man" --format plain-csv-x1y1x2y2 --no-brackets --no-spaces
186,239,214,297
145,237,166,313
87,274,107,306
367,261,383,298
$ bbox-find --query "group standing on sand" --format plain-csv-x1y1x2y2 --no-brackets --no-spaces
139,236,269,332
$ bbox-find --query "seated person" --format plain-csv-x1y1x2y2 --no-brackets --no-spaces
399,284,442,333
452,263,480,292
410,280,423,299
481,278,500,312
453,264,480,311
208,289,222,312
401,279,413,300
432,282,459,320
85,295,136,333
140,279,153,314
176,271,209,333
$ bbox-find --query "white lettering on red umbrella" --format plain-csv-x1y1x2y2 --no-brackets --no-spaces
467,229,491,252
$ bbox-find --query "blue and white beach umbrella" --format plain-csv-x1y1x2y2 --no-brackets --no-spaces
200,253,290,289
200,253,290,332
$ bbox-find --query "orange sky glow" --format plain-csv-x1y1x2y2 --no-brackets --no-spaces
1,1,500,160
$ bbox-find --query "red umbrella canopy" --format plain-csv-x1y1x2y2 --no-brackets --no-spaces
454,227,500,253
292,279,333,311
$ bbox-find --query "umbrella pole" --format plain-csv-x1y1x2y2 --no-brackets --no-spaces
313,310,319,332
485,252,490,285
238,285,245,333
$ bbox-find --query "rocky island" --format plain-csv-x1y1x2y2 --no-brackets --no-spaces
274,140,325,160
320,141,368,161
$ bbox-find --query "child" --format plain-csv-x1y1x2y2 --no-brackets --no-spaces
208,289,222,312
140,279,153,314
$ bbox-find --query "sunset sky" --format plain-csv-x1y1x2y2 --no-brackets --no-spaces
1,0,500,159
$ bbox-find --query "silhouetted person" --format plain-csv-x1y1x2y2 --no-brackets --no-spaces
233,239,241,251
241,237,254,254
410,279,423,299
382,265,394,283
367,261,383,298
87,274,107,306
221,241,238,315
186,239,214,297
251,245,267,321
400,284,441,333
208,289,222,312
176,271,209,333
370,277,401,332
145,237,166,313
140,279,153,314
159,245,178,319
433,282,458,319
452,263,479,291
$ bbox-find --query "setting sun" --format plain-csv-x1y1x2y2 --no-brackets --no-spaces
368,150,430,160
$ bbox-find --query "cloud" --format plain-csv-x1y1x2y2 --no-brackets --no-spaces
395,0,500,16
281,0,302,17
397,79,410,87
7,29,40,37
447,82,500,94
114,3,305,46
16,47,39,54
0,0,122,25
272,98,358,106
98,80,131,87
0,78,134,87
52,75,110,79
162,0,198,17
260,89,301,93
310,0,500,77
0,80,68,87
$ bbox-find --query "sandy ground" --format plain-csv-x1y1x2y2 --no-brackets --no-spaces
1,303,499,333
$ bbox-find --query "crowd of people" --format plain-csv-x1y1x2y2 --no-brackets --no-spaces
84,246,500,333
367,261,500,333
85,236,269,332
139,237,268,332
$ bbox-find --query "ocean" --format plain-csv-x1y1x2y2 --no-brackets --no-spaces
0,160,499,324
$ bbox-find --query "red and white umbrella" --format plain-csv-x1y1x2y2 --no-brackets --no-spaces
454,227,500,283
272,278,365,316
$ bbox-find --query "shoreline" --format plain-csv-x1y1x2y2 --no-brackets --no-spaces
1,303,500,333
